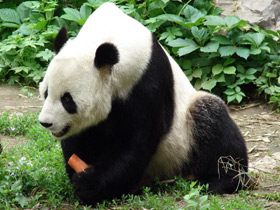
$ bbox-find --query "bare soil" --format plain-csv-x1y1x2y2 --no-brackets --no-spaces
0,84,42,113
0,85,279,207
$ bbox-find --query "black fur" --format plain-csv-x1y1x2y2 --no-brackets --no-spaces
60,35,175,205
54,27,68,54
61,92,77,114
185,95,250,193
94,43,119,69
40,122,52,128
44,89,48,99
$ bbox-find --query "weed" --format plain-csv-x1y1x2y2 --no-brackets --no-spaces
0,112,272,209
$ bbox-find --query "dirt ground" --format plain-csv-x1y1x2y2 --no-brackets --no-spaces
0,84,279,207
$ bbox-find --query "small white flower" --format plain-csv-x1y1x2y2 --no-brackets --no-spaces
11,172,15,176
27,161,33,167
8,162,13,166
20,157,26,161
19,157,26,164
11,127,15,131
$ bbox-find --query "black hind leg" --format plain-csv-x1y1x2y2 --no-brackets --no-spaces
187,92,250,194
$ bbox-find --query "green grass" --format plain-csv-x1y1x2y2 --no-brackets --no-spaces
0,112,276,209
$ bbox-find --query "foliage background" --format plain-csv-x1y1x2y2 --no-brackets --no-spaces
0,0,279,106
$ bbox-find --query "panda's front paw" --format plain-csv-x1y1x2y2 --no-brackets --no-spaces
71,167,97,202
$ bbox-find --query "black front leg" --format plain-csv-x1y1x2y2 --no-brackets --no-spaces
70,149,150,205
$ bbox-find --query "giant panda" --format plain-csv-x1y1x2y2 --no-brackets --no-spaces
38,2,250,205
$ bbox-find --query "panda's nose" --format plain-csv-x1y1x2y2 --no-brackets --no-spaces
40,122,53,128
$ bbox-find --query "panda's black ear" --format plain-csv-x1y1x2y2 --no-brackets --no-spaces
94,43,119,69
54,27,68,54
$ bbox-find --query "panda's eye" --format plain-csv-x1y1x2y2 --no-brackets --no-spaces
61,92,77,114
61,92,72,103
44,89,48,99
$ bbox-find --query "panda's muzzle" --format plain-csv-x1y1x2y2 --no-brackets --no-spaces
52,126,70,138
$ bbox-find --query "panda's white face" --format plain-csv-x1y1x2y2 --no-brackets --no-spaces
38,3,153,139
39,53,113,139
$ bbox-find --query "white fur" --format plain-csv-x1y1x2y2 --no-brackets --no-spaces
39,3,152,138
145,52,197,178
39,3,205,179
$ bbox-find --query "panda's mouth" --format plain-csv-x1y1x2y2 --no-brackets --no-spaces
52,126,70,138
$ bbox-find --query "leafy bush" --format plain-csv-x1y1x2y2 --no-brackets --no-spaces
0,0,279,106
0,0,79,84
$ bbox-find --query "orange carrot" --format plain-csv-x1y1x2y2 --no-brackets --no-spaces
68,154,89,173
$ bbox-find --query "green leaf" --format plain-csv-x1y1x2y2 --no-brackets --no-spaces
148,0,167,16
243,33,265,48
228,28,243,44
219,46,236,57
178,45,199,56
33,20,48,30
2,22,19,28
208,52,220,59
237,65,245,73
0,8,21,25
250,46,261,55
62,8,81,21
36,49,54,61
168,38,194,47
187,200,198,207
80,4,92,19
224,15,240,28
11,180,22,191
212,64,223,75
236,47,250,59
224,89,235,95
159,27,182,42
12,66,30,74
211,35,231,45
278,77,280,84
223,58,236,66
260,44,271,53
201,204,211,210
182,5,205,23
15,194,28,208
199,195,208,203
245,75,256,80
227,95,236,103
246,68,257,75
200,41,219,52
75,19,87,25
192,68,202,78
146,19,165,32
169,38,199,55
182,60,192,69
18,23,31,35
204,15,225,26
214,73,226,82
224,66,236,74
17,2,32,22
191,26,209,45
236,94,243,103
265,29,278,37
235,86,241,93
201,79,217,91
155,14,189,28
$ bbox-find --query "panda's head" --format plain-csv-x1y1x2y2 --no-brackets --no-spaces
38,3,152,139
39,27,119,139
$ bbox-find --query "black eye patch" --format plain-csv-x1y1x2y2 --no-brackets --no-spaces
61,92,77,114
44,89,48,99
